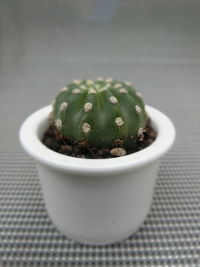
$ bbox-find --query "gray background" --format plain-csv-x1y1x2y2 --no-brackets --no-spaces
0,0,199,266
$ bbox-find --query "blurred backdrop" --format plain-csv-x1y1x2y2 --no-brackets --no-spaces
0,0,200,152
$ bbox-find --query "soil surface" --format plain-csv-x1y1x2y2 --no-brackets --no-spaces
42,123,157,159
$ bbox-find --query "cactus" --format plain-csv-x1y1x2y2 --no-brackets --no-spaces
51,78,149,155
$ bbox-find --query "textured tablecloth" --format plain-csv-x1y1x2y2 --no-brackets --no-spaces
0,1,200,266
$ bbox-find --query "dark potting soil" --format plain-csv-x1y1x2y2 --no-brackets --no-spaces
42,122,157,159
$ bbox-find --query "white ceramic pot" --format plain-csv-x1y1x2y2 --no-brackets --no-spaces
19,105,175,245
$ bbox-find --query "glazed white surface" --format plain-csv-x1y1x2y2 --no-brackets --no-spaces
19,105,175,245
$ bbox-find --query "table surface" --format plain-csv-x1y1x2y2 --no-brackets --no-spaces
0,1,199,266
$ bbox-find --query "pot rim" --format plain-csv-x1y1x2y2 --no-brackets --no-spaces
19,105,175,175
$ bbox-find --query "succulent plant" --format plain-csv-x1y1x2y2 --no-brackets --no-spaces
51,78,149,156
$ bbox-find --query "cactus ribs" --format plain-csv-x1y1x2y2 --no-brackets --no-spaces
44,78,156,158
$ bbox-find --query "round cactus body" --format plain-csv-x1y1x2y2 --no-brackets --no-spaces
52,78,149,151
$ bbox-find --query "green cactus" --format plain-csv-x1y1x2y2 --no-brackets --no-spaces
51,78,149,156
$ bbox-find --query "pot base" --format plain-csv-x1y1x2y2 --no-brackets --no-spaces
47,204,148,246
37,160,157,246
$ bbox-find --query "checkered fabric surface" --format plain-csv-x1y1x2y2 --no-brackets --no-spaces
0,152,199,266
1,1,200,265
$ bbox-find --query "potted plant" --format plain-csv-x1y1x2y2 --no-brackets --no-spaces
19,78,175,245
